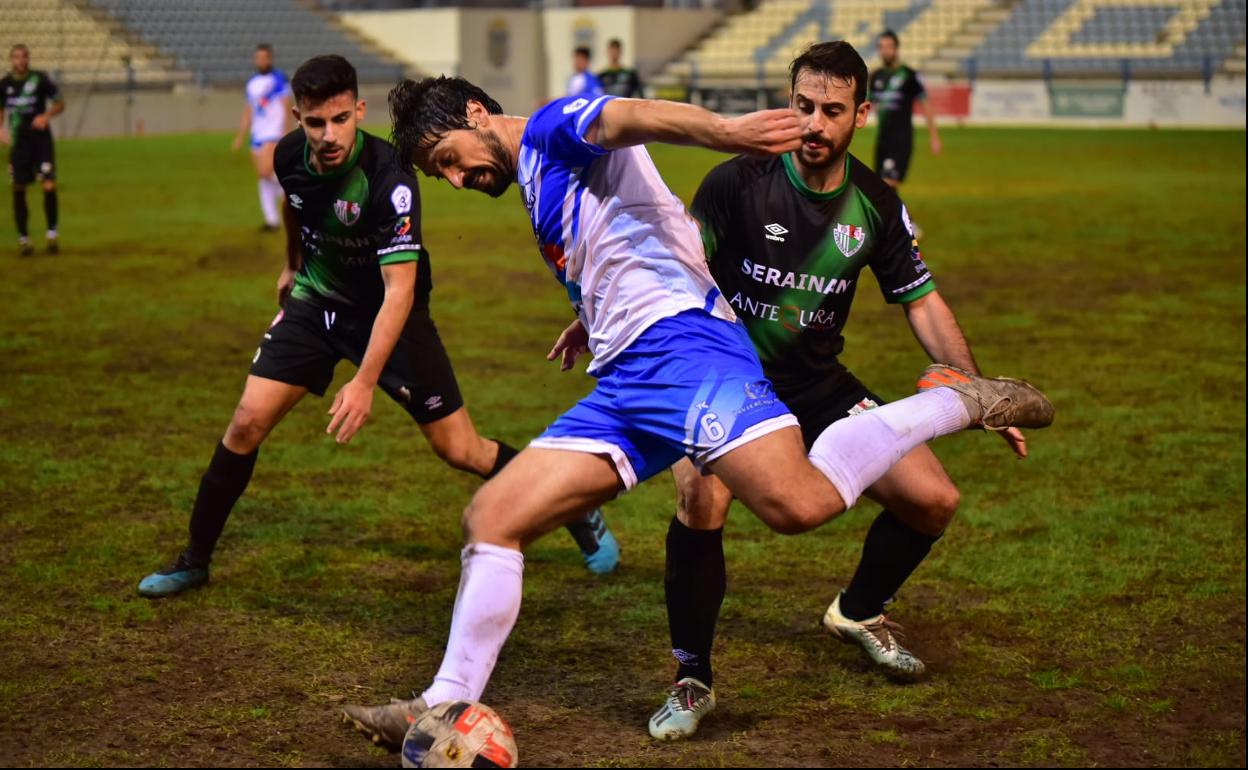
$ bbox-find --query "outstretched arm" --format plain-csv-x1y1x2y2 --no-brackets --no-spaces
586,98,802,156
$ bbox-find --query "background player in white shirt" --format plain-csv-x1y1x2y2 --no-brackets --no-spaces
232,44,291,231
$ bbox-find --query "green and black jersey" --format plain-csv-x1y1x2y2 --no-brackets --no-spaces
692,152,935,387
598,67,642,98
274,128,429,312
2,70,60,144
869,64,925,146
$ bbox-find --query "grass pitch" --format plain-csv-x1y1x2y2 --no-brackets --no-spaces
0,126,1244,767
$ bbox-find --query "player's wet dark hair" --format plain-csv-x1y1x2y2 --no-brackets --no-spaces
291,54,358,107
388,76,503,169
879,29,900,47
574,46,592,59
789,41,869,106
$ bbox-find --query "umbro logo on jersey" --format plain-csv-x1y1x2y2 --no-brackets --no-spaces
763,223,788,242
289,194,303,209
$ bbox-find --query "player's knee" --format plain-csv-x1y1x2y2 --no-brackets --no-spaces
224,405,271,452
41,180,55,192
461,489,512,543
755,491,828,536
430,433,486,475
676,481,727,530
924,484,960,531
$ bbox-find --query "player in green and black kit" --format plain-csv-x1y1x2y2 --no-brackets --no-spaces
648,41,1027,740
138,55,618,598
869,30,939,237
598,38,642,98
1,44,64,256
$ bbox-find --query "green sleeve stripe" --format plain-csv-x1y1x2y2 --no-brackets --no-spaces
378,246,424,266
889,276,937,304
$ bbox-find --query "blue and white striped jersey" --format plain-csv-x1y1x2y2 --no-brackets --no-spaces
517,95,735,374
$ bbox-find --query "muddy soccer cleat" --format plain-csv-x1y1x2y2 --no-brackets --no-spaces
342,696,428,752
917,364,1054,431
823,592,926,681
648,677,716,741
137,549,209,598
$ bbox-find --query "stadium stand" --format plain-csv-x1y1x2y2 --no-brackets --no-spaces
655,0,1246,86
85,0,406,84
0,0,184,86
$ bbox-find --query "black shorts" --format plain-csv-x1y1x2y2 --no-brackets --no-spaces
772,365,887,450
249,297,464,424
9,133,56,185
874,136,912,183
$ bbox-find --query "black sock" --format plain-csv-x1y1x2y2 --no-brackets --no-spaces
565,508,607,555
485,440,517,479
186,441,258,564
13,189,28,238
43,189,57,232
840,510,941,621
664,517,725,688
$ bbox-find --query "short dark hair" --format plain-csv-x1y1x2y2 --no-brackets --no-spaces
789,40,868,106
388,76,503,169
291,55,358,106
574,46,592,59
11,43,29,55
879,29,899,47
608,39,622,49
256,43,274,54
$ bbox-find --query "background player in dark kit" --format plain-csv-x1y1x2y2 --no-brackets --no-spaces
650,41,1026,740
138,55,617,598
598,39,643,99
1,43,63,256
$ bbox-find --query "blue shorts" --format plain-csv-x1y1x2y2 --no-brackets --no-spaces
530,310,798,489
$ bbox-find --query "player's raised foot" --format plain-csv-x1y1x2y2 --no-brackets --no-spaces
570,509,620,575
648,677,716,741
917,364,1054,431
137,549,209,598
18,238,33,257
823,592,925,682
342,696,428,752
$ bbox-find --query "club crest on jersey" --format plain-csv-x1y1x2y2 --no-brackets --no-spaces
334,199,362,227
833,223,866,258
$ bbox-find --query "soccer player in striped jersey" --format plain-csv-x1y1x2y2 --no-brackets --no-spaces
340,75,1053,751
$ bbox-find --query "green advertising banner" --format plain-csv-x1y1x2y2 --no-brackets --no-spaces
1049,85,1127,118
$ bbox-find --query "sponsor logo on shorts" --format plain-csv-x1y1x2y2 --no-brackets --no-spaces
763,222,788,242
847,397,880,417
288,194,303,209
425,395,443,410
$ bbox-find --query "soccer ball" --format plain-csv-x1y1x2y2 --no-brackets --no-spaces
401,700,518,769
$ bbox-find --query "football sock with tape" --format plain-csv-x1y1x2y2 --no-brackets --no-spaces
43,189,57,232
664,517,725,688
13,189,28,238
186,441,258,564
808,389,967,509
421,542,524,707
840,510,941,621
485,440,518,479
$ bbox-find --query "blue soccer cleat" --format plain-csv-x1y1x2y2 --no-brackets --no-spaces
567,509,620,575
138,550,209,598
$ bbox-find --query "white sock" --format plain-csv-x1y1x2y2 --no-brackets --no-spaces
421,543,525,707
258,177,281,226
808,389,969,508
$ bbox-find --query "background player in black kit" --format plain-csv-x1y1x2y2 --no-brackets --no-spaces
138,55,617,598
648,41,1027,740
1,44,63,256
869,30,940,238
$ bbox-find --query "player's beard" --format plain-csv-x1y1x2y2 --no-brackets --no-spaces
797,131,851,170
468,129,516,198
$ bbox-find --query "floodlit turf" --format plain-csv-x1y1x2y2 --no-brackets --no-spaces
0,125,1243,767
